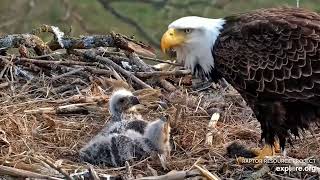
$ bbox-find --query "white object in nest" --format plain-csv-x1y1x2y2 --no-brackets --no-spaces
153,63,172,70
51,26,65,48
121,61,132,70
205,112,220,146
208,112,220,128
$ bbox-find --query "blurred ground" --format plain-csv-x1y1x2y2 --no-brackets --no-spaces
1,0,320,49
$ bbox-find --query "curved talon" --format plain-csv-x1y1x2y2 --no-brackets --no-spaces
255,144,276,160
236,141,281,167
255,141,281,159
232,140,282,167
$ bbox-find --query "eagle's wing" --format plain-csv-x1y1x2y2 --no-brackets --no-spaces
214,8,320,104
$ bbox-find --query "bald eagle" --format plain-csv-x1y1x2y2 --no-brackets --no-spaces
161,7,320,158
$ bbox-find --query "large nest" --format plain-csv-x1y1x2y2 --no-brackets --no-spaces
0,25,319,179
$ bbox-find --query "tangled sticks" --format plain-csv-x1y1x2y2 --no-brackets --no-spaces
0,25,191,93
0,25,204,180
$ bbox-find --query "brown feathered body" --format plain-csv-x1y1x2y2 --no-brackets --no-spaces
213,8,320,149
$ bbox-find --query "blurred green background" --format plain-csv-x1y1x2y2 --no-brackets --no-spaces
0,0,319,49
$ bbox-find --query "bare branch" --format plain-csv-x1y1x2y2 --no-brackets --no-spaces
98,0,160,48
0,165,63,180
0,34,51,55
72,49,152,89
106,0,212,9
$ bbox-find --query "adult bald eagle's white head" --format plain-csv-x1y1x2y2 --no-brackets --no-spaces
161,16,225,78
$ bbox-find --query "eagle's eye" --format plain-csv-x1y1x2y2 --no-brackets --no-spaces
184,28,192,34
119,98,125,103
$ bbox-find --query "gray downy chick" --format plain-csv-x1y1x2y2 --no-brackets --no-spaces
79,116,171,167
103,89,148,135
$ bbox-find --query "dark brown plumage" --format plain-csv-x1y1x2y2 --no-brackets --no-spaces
213,8,320,149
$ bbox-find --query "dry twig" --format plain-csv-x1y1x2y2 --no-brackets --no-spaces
0,165,63,180
136,169,202,180
36,156,73,180
74,49,152,89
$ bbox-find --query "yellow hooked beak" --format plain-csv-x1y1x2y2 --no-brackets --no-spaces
161,28,186,54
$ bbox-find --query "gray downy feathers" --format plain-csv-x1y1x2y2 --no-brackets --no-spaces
79,89,171,167
79,117,171,167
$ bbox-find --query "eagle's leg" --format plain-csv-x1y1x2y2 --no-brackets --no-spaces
251,101,284,160
191,78,213,90
191,66,209,89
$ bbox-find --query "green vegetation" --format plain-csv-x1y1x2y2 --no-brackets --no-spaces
1,0,320,49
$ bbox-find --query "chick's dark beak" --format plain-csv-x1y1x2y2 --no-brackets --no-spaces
130,96,140,105
160,114,169,122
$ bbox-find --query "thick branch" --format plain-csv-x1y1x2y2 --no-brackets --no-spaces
135,69,190,78
0,165,63,180
136,169,202,180
6,56,97,66
0,34,51,55
1,30,155,58
37,25,155,57
24,103,94,114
